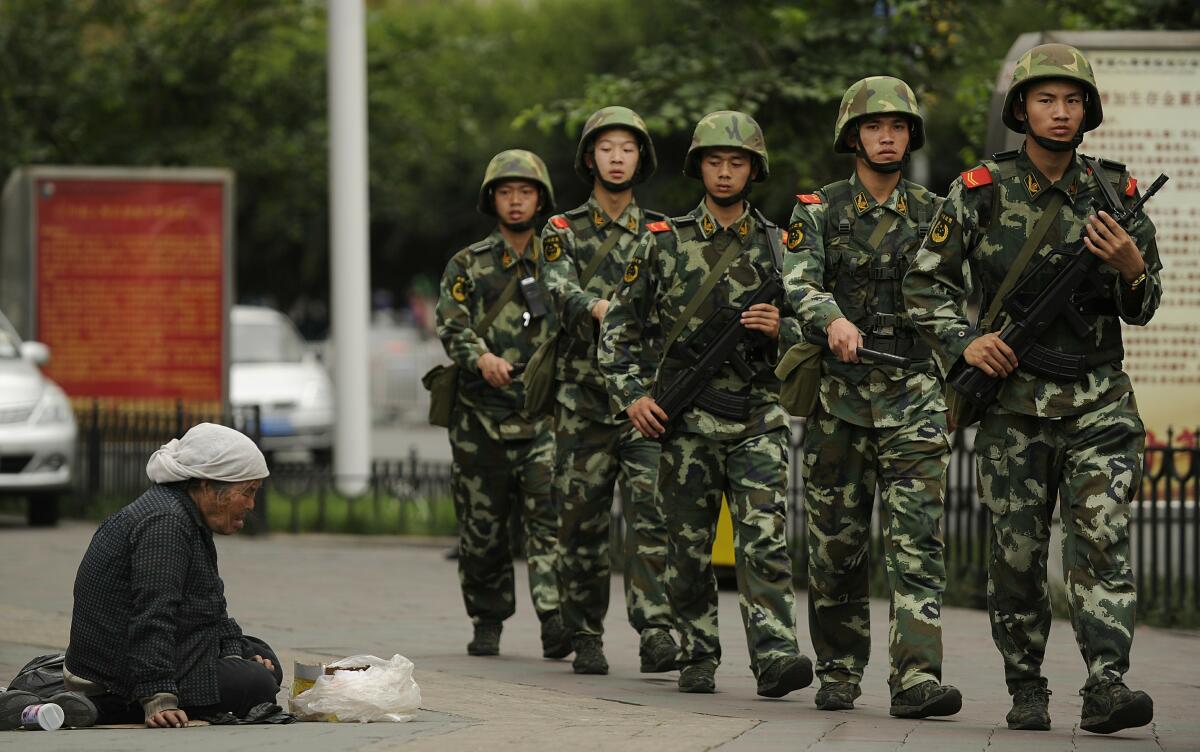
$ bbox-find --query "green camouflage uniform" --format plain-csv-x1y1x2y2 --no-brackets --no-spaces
437,150,562,627
902,144,1162,693
540,194,673,641
785,75,952,697
787,172,951,695
599,192,805,676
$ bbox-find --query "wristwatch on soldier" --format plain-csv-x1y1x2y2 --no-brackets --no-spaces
1124,271,1147,290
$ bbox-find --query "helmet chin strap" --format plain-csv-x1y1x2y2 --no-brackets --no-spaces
708,182,751,207
1029,127,1083,152
853,127,907,174
596,173,636,193
500,218,536,232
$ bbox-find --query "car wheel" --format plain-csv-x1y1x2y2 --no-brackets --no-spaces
27,493,59,527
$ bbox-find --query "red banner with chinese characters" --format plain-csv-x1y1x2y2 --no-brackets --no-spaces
35,178,225,403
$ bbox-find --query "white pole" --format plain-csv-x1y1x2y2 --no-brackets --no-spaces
327,0,371,493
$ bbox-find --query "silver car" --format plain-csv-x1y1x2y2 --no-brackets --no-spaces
0,311,76,525
230,305,334,462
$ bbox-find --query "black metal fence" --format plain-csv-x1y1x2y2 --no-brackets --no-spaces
66,403,1198,617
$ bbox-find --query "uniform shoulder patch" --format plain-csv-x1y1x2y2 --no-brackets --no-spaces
646,220,671,233
623,258,642,284
549,216,569,230
928,211,956,247
961,166,993,189
796,193,822,204
468,239,494,254
451,274,469,302
1124,176,1138,197
786,220,806,251
543,233,564,261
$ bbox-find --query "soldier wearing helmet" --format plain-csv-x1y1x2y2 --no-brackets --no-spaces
435,149,568,660
598,110,813,697
903,43,1162,734
784,75,960,719
536,107,677,676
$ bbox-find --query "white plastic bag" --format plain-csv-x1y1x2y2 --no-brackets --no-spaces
290,654,421,723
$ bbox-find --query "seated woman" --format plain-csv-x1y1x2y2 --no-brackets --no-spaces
62,423,281,728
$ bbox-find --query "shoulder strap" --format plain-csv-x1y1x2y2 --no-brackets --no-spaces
753,209,784,272
578,227,624,287
979,191,1067,331
473,238,538,336
865,212,899,249
662,232,748,351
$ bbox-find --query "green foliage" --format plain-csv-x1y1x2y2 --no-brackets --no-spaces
0,0,1197,314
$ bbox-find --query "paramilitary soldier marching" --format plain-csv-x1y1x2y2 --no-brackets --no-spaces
598,111,814,698
903,44,1161,735
435,149,571,661
785,76,960,719
538,106,679,676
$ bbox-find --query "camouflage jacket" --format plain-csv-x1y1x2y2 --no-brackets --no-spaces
902,148,1162,418
435,228,557,440
598,200,801,440
785,172,945,429
539,195,665,424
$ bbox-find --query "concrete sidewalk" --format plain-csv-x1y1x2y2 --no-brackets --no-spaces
0,519,1195,750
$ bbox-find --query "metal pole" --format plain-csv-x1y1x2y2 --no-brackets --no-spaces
327,0,371,494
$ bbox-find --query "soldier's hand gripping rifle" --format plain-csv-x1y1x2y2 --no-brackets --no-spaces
948,162,1167,410
654,272,783,437
803,330,913,369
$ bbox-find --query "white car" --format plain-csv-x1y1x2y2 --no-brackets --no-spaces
230,305,334,462
0,311,76,526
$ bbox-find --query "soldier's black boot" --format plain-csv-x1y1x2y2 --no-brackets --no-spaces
756,654,814,698
1080,681,1153,735
467,622,502,656
815,681,861,711
572,635,609,675
639,629,680,673
889,680,963,718
1006,681,1051,730
540,612,572,659
678,662,716,694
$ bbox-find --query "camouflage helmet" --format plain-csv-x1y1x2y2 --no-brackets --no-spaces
477,149,556,216
574,106,657,184
1002,43,1102,134
833,76,925,154
683,110,769,182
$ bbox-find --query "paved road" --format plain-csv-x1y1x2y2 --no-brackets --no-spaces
1,519,1195,750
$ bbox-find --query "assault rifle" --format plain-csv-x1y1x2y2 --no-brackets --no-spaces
655,272,783,435
948,162,1167,410
803,330,913,369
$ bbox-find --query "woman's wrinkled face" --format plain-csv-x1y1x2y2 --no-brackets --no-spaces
195,479,262,534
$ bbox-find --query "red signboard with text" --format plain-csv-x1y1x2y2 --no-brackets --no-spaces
34,177,226,403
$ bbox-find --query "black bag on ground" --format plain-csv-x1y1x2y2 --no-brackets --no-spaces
8,652,66,699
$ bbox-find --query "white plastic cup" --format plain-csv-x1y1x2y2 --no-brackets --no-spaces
20,703,64,731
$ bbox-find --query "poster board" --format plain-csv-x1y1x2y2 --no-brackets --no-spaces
0,167,234,407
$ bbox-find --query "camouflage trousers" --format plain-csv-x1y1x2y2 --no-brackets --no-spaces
660,427,799,674
554,404,672,638
449,408,560,624
802,404,951,695
975,393,1143,693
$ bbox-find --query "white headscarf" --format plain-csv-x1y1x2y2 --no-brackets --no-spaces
146,423,270,484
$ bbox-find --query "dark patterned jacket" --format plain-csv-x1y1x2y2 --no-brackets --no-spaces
66,483,244,705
